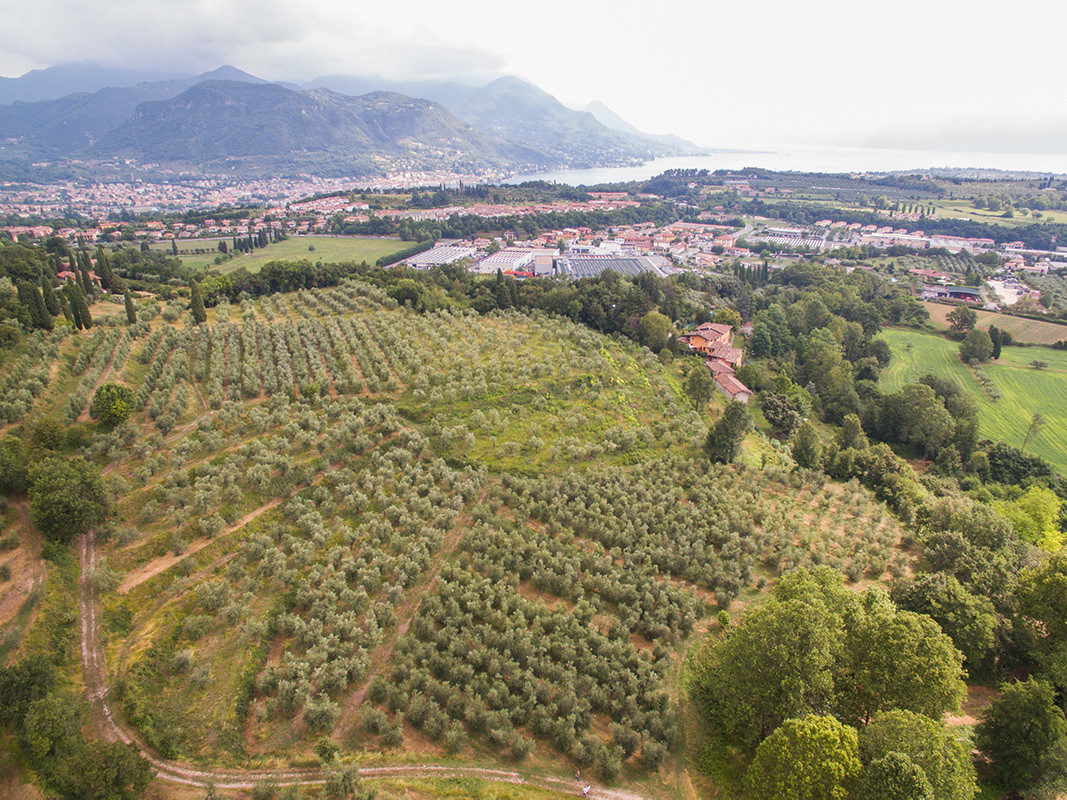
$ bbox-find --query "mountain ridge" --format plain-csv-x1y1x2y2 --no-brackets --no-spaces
89,81,542,177
0,63,708,179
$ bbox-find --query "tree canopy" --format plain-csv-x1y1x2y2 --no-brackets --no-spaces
695,568,965,747
976,679,1067,794
27,456,108,543
853,752,934,800
860,709,976,800
704,401,753,464
90,383,135,427
745,715,860,800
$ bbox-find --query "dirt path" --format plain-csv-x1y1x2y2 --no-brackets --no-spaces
117,496,285,594
332,484,491,740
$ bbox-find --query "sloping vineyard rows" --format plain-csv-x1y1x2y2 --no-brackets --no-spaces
375,564,674,773
66,327,141,421
119,401,486,754
502,459,906,607
0,328,65,423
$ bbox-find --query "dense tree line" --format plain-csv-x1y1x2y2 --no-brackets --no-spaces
336,202,681,241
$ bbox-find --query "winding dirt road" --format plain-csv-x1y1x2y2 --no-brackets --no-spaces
78,531,652,799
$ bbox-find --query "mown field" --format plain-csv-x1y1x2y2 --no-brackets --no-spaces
921,301,1067,345
0,282,917,798
930,199,1067,227
153,236,408,273
216,237,407,274
880,328,1067,472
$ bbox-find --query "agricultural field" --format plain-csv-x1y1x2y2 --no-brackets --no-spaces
880,328,1067,473
216,237,408,274
921,301,1067,345
0,280,917,798
928,200,1067,227
153,236,409,273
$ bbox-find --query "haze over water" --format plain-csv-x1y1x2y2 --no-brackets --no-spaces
505,144,1067,186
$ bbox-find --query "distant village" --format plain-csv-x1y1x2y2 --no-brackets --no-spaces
5,178,1065,320
6,173,1067,412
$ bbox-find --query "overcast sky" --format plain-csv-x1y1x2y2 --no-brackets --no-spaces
1,0,1064,152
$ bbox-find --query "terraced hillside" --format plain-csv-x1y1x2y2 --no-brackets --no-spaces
0,282,913,798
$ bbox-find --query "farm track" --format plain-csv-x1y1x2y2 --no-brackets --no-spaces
81,520,649,798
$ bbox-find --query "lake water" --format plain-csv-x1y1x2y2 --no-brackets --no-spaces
504,145,1067,185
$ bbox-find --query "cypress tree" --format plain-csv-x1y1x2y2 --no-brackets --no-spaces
17,281,52,330
40,273,60,317
171,239,178,256
74,283,92,329
124,289,137,325
989,325,1003,360
77,251,93,295
65,283,83,330
94,247,114,290
189,281,207,325
57,283,73,324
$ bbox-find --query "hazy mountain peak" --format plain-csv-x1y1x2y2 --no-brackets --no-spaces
195,65,268,85
584,100,641,135
0,62,191,104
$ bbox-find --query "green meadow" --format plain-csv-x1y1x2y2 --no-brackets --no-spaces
155,236,408,273
880,328,1067,473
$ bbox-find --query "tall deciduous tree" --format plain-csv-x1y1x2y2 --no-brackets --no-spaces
696,568,965,748
744,715,860,800
859,710,976,800
0,655,55,728
637,311,672,352
91,383,134,426
1019,554,1067,691
704,401,753,463
27,456,108,544
853,752,933,800
791,421,823,470
844,593,966,725
71,740,153,800
890,573,997,670
947,305,977,334
685,362,714,409
976,679,1067,794
959,329,993,363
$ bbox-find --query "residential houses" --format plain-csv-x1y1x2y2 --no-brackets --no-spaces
681,322,752,403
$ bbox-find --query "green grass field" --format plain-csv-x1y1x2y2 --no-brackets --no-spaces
922,302,1067,345
155,236,408,273
880,329,1067,473
930,200,1067,227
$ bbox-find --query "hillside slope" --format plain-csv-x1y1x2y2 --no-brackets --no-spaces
90,81,542,175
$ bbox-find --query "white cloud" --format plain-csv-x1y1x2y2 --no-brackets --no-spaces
0,0,1064,150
